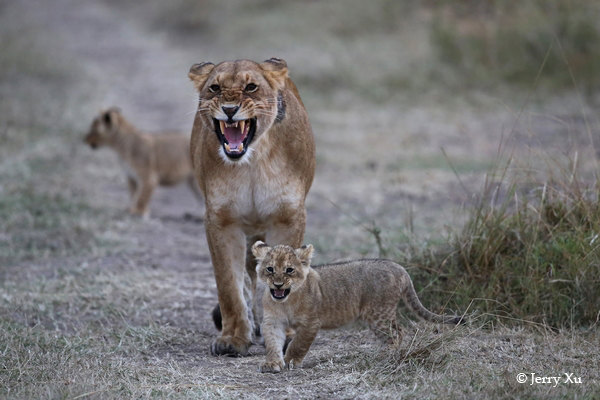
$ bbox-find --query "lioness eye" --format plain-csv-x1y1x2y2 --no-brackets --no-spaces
209,84,220,93
266,267,274,273
285,268,294,274
245,83,258,92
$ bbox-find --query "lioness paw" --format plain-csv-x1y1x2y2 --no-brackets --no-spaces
259,359,285,373
210,336,250,357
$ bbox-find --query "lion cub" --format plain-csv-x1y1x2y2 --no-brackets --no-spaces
85,108,201,217
252,241,464,373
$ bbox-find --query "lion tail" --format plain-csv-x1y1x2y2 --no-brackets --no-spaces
401,273,465,325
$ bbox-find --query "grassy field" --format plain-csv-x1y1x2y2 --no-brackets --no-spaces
1,0,599,398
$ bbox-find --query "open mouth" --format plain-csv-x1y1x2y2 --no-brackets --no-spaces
270,288,290,301
213,118,256,159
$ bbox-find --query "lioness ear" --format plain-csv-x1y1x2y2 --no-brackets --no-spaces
260,58,288,89
188,62,215,91
252,240,270,261
295,244,314,266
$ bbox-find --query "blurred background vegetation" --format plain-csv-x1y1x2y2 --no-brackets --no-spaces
431,0,600,91
110,0,600,97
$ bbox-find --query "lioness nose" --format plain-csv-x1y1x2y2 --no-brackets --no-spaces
222,105,239,120
273,283,283,289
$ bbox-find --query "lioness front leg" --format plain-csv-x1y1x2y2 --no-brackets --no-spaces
260,319,286,373
265,208,306,248
206,222,252,356
245,235,265,339
283,321,319,369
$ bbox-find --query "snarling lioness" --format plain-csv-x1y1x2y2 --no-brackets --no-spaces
85,108,201,217
252,241,465,373
188,58,316,356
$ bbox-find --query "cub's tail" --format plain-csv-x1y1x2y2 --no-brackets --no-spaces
402,274,465,325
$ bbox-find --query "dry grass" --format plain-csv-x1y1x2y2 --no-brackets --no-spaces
1,0,600,398
3,290,599,399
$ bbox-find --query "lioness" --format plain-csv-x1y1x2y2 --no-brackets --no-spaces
85,108,201,217
252,241,464,373
188,58,315,356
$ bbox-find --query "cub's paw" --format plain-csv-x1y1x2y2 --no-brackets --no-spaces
284,356,304,370
129,207,149,219
210,336,250,357
259,359,285,373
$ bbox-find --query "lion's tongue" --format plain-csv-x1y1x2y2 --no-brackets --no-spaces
223,126,244,148
273,289,286,298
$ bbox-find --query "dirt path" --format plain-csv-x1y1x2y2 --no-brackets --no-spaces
21,0,219,351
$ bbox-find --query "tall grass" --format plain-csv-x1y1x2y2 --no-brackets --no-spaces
406,157,600,328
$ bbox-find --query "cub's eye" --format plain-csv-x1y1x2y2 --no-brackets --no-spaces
208,84,220,93
285,268,294,274
266,266,274,273
245,83,258,92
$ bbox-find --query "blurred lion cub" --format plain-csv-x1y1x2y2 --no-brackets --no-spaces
252,241,464,373
85,107,201,217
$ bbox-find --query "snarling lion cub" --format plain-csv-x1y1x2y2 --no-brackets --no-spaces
85,108,201,217
252,241,464,373
188,58,315,356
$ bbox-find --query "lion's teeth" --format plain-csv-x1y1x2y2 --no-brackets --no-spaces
219,120,226,133
224,143,231,152
239,120,245,134
239,143,244,152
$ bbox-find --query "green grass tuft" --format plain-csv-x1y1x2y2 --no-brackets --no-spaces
406,165,600,328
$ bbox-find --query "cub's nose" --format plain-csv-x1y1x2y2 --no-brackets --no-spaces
273,283,283,289
221,105,239,121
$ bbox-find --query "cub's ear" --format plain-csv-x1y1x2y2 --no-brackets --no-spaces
188,62,215,91
295,244,314,266
259,57,288,89
102,107,120,127
252,240,270,261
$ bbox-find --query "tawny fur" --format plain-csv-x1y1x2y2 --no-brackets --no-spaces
84,108,201,217
188,59,315,356
252,241,464,373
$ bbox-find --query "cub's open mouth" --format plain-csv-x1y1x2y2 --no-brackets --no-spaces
270,288,290,300
213,118,256,159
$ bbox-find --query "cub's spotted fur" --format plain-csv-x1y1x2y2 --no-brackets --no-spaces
252,241,464,373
